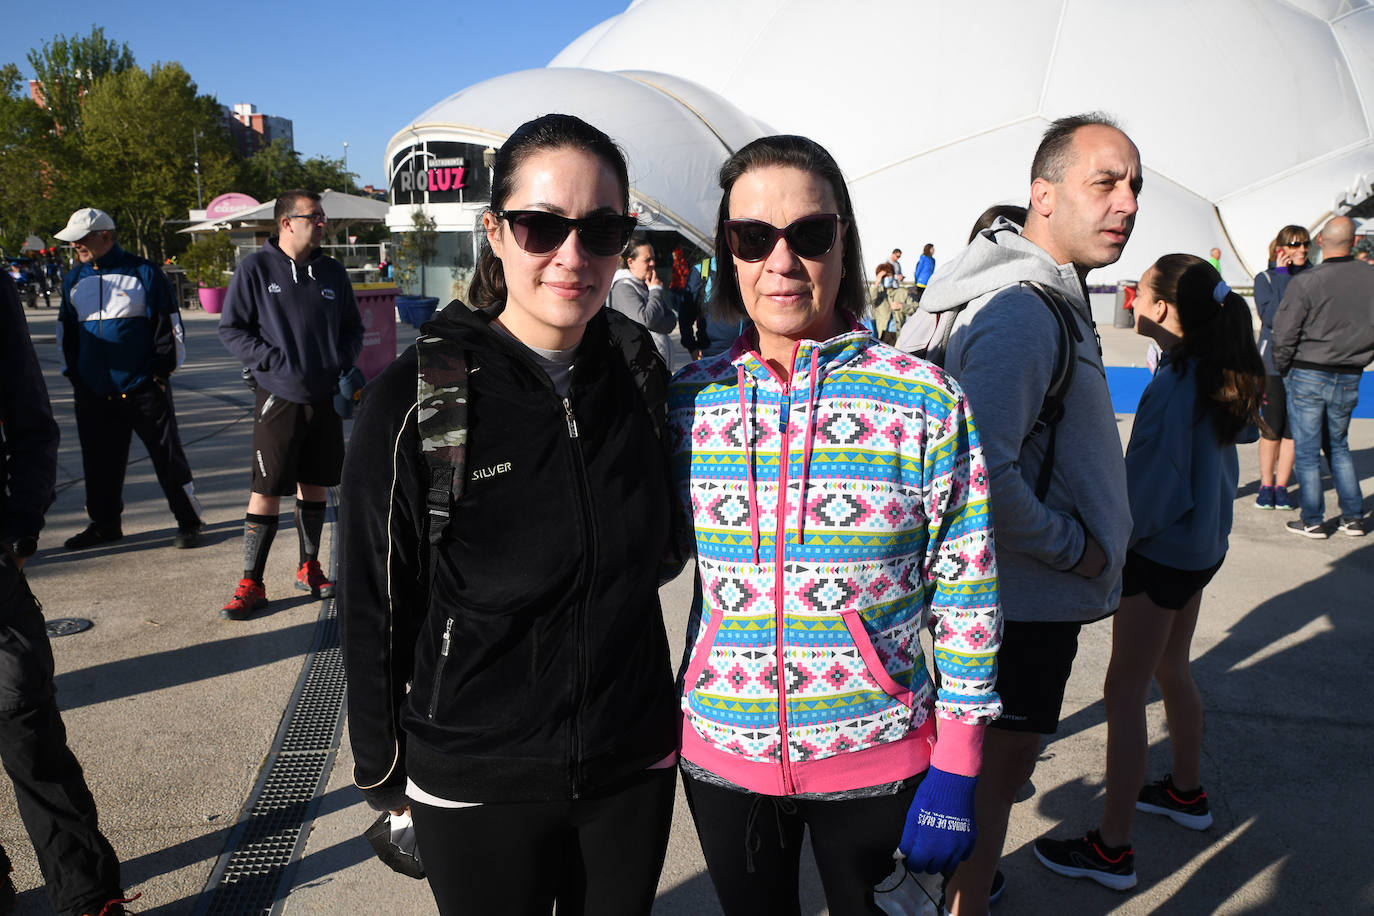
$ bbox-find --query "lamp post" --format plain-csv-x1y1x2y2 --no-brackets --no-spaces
342,141,350,194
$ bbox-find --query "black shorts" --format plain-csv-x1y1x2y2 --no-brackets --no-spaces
1120,550,1224,611
251,387,344,496
1259,375,1290,440
988,620,1082,735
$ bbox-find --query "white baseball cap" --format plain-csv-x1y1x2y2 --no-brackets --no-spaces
55,208,116,243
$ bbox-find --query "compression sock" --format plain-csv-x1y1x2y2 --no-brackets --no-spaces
243,513,279,583
296,500,326,564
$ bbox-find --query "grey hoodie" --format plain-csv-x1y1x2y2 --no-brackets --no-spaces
608,268,675,364
918,219,1130,623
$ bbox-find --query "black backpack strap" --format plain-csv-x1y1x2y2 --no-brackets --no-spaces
603,308,668,445
416,334,470,604
1017,281,1084,501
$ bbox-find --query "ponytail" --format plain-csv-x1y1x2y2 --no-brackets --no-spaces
1151,254,1265,444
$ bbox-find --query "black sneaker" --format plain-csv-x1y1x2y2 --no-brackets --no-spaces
173,520,203,549
1033,830,1136,891
1136,774,1213,829
1338,516,1366,537
65,524,123,550
1285,519,1327,539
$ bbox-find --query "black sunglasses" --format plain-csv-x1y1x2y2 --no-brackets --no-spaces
495,210,637,258
288,212,327,225
723,214,842,262
1283,240,1310,248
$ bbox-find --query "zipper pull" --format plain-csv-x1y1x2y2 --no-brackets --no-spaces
439,617,453,657
563,396,579,439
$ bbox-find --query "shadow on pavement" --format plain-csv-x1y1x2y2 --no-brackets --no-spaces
55,619,318,710
1036,538,1374,910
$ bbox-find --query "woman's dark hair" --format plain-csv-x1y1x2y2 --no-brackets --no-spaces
467,113,630,308
710,135,866,322
921,243,934,256
1150,253,1265,444
968,204,1027,242
619,237,651,269
875,261,893,278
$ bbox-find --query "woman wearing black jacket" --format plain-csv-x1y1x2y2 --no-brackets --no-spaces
338,114,679,915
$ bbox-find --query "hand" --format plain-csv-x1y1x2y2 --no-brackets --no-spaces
1072,533,1107,579
900,768,978,875
1275,247,1291,268
646,267,662,289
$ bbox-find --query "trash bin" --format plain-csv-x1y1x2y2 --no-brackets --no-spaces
396,295,440,329
355,284,399,381
1114,280,1138,329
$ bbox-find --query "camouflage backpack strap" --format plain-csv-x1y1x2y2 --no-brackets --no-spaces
603,307,668,444
416,334,469,549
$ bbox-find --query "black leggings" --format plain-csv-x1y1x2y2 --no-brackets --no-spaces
683,770,918,916
410,767,675,916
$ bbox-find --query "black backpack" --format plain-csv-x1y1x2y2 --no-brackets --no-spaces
913,281,1086,501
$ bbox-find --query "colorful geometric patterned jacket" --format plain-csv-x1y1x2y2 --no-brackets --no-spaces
668,326,1001,795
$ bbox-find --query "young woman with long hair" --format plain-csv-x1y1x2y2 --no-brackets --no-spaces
1034,254,1264,890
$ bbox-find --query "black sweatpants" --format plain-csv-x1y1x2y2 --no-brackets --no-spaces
683,770,918,916
0,567,121,916
73,380,199,529
410,766,676,916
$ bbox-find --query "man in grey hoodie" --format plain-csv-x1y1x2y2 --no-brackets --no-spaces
934,114,1141,915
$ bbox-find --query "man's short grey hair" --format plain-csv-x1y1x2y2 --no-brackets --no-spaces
1031,112,1123,184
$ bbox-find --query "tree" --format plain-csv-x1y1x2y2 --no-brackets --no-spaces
238,139,355,202
26,26,135,136
77,62,236,261
0,62,73,251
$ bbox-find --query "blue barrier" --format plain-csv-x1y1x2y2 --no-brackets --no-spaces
1106,367,1374,418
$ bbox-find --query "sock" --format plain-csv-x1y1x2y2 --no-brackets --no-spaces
243,513,278,583
296,500,326,565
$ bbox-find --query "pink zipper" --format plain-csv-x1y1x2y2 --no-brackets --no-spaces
770,340,803,795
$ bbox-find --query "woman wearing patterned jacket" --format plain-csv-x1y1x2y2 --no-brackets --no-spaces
668,134,1002,915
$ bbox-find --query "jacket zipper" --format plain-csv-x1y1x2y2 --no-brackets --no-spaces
427,616,454,719
772,350,801,796
563,386,596,799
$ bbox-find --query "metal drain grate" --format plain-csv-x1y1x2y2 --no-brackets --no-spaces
193,601,346,916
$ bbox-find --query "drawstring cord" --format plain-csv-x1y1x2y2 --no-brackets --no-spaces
736,364,760,563
743,794,799,874
795,347,820,544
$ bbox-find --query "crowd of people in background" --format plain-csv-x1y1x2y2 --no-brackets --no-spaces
2,103,1372,916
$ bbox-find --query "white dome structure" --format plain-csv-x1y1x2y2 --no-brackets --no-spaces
549,0,1374,282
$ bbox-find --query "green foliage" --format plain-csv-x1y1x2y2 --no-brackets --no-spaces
238,139,356,202
0,63,71,251
77,61,236,262
178,231,236,288
396,209,439,295
26,26,135,136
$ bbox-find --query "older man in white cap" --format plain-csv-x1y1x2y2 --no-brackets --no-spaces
55,207,203,550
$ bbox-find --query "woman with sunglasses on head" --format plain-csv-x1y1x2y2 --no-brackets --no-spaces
1250,224,1311,511
668,134,1002,915
339,113,679,915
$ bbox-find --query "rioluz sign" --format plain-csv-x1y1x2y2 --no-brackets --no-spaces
389,141,494,206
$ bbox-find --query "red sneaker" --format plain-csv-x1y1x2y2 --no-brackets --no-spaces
295,560,335,599
221,578,267,620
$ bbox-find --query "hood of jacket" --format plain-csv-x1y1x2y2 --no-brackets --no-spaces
921,218,1088,318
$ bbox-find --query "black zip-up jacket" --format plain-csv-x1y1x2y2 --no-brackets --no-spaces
1,271,59,546
339,301,678,810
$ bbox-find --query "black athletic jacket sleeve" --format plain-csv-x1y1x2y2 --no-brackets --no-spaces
0,272,59,545
338,346,426,811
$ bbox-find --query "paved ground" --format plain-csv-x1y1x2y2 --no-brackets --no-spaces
3,306,1372,914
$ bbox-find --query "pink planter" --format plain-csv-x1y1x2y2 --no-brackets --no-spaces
198,286,229,314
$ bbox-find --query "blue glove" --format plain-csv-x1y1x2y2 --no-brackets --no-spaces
900,767,978,875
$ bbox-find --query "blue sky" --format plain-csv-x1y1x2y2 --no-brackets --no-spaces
2,0,628,191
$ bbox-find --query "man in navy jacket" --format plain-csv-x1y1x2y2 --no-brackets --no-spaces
218,190,363,619
55,208,203,551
